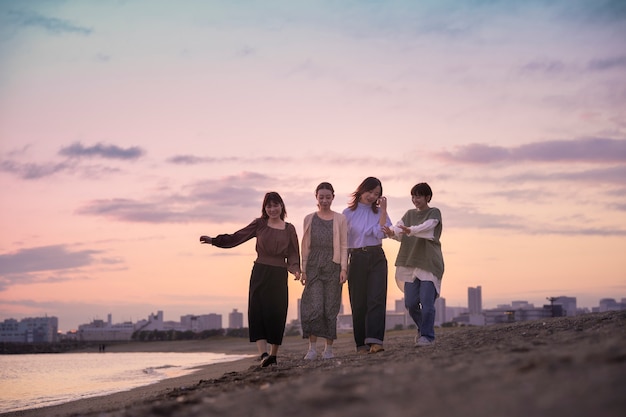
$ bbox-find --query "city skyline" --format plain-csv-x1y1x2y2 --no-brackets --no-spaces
4,290,623,334
1,1,625,333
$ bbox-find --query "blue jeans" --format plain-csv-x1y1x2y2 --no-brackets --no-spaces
347,247,388,347
404,279,436,341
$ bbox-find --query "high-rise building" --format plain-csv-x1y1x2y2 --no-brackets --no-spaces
228,309,244,329
468,286,482,314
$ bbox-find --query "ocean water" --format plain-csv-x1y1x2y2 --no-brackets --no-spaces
0,351,251,413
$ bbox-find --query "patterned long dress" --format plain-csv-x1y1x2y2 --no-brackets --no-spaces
300,214,342,340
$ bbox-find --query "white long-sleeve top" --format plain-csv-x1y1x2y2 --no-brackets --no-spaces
391,218,441,295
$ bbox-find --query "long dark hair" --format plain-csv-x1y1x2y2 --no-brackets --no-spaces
261,191,286,220
348,177,382,213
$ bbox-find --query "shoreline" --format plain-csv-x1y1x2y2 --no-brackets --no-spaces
3,312,625,417
2,338,261,417
3,358,255,417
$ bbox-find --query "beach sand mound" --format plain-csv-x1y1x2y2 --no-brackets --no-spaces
99,311,625,417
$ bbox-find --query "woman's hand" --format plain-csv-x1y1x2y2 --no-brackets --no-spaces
382,225,395,237
199,235,212,244
295,271,303,284
378,196,387,211
339,270,347,284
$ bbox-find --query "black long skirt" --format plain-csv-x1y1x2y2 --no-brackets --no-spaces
248,262,288,345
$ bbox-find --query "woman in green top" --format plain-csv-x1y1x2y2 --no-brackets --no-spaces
383,183,444,347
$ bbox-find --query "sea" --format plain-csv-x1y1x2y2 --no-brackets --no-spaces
0,351,252,413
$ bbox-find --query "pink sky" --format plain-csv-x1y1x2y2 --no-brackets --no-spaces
1,0,625,331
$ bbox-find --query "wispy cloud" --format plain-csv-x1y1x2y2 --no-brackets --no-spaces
0,245,100,275
519,59,567,75
76,198,200,223
166,154,291,165
503,165,626,185
166,153,396,167
59,142,145,160
588,55,626,71
519,55,626,76
436,137,626,164
0,159,74,179
5,9,92,35
76,171,275,224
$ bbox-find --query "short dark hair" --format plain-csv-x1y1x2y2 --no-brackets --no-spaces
411,182,432,203
261,191,286,220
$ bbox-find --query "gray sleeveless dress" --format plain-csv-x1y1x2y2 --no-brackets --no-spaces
300,214,342,340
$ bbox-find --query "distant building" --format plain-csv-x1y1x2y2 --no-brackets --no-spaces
337,313,353,333
468,286,482,314
511,300,534,309
435,297,446,326
595,298,626,312
134,310,165,332
181,314,222,331
78,314,134,341
553,296,577,316
0,316,58,343
228,309,244,329
453,297,567,326
446,306,469,322
386,312,408,329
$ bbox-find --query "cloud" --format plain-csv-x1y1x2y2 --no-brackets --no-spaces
5,9,92,35
166,153,397,168
166,154,291,165
0,159,74,179
76,198,199,223
0,156,122,180
519,59,567,75
588,55,626,71
167,155,215,165
0,245,100,275
522,165,626,184
436,137,626,164
76,171,275,224
519,55,626,76
59,142,145,160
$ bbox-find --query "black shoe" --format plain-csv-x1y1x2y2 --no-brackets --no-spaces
259,352,269,361
261,355,277,367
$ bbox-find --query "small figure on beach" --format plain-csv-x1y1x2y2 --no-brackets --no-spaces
383,182,444,347
342,177,392,354
199,191,301,367
299,182,348,360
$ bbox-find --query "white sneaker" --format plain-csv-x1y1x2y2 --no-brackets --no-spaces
415,336,434,347
304,349,317,360
322,350,334,359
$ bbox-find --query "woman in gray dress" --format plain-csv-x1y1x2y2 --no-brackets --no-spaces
299,182,348,359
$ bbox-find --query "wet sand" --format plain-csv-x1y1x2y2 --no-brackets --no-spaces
4,311,625,417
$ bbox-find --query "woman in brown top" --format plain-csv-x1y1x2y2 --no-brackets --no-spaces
200,192,301,367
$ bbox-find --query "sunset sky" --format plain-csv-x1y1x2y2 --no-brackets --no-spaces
1,0,625,332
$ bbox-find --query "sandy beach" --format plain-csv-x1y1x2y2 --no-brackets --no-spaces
3,310,625,417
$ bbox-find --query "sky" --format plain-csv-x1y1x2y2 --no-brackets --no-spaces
1,0,625,332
